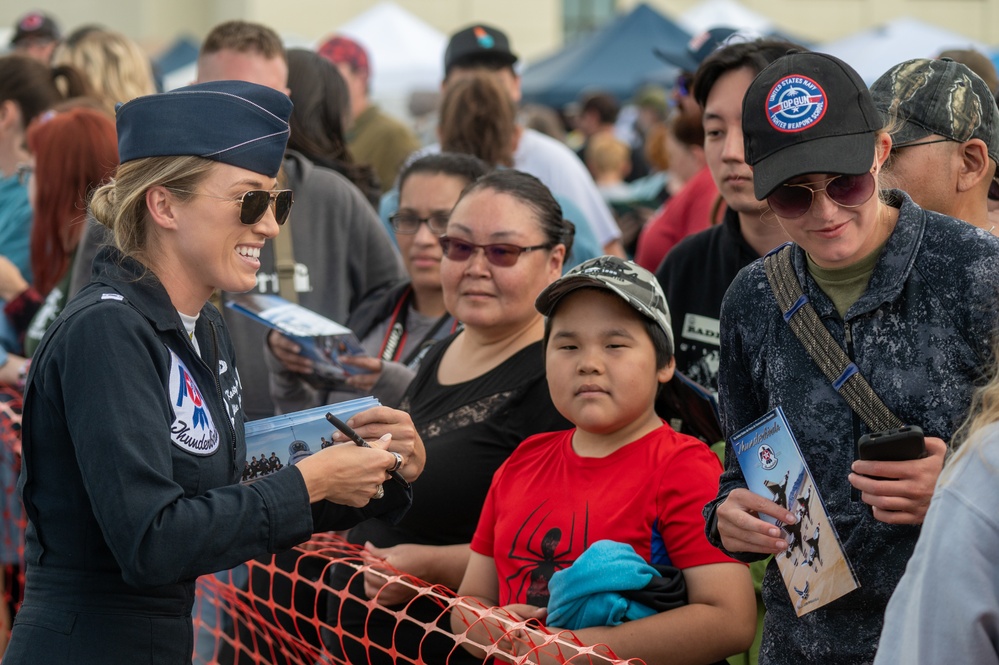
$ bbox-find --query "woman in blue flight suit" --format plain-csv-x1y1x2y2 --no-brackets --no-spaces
4,80,425,664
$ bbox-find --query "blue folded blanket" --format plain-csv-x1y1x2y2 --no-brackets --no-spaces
546,540,661,630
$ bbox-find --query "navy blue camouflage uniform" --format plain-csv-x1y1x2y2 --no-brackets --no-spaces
705,191,999,664
5,246,409,664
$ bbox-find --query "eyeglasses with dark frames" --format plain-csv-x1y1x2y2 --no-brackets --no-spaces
767,170,877,219
438,235,553,267
170,188,294,225
389,210,450,234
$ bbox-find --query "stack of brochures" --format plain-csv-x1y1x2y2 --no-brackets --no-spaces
241,397,379,483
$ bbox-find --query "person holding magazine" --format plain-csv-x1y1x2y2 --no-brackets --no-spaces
4,81,424,664
703,51,999,664
267,153,489,411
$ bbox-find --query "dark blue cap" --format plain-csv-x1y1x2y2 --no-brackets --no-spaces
116,80,292,177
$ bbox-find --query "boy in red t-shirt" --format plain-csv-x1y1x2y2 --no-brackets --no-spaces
452,256,755,664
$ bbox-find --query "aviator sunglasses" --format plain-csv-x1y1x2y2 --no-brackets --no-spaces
438,235,552,267
171,188,294,225
767,170,876,219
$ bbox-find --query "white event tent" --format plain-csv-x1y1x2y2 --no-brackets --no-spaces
821,16,988,84
677,0,776,35
329,1,446,121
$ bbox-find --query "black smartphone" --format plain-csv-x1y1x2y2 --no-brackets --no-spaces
857,425,926,462
325,412,410,489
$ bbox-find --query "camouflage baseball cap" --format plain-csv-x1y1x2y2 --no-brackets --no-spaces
535,256,673,352
871,58,999,163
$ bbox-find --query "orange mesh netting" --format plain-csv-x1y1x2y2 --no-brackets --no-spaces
0,384,26,644
192,533,642,665
0,400,638,665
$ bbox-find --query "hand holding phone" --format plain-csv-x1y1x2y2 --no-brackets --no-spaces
857,425,926,462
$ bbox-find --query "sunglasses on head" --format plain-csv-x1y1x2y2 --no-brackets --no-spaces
766,170,876,219
389,210,450,234
438,235,552,267
171,188,294,225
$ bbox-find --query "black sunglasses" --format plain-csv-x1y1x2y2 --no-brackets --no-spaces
389,210,450,234
767,171,876,219
172,189,294,225
438,235,552,267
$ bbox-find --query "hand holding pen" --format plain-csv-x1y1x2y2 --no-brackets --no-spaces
327,412,411,490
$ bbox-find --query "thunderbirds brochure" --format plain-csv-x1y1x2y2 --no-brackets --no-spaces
225,293,368,381
730,406,859,616
241,396,379,482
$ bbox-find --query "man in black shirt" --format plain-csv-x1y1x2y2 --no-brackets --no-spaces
656,40,800,391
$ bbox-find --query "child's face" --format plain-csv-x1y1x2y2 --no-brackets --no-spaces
545,289,674,441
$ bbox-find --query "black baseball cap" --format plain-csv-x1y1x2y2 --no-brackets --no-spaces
10,11,60,46
444,24,518,74
743,51,881,200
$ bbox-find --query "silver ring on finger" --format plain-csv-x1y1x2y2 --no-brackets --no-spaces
389,451,403,473
373,484,385,500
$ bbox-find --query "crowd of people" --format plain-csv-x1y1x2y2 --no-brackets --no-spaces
1,7,998,665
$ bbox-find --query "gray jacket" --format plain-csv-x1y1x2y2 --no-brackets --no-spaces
874,423,999,665
706,190,999,664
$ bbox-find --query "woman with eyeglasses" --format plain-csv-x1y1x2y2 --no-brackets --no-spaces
4,81,425,665
328,169,575,665
704,52,999,664
269,153,486,413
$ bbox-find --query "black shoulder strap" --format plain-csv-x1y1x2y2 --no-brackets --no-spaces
763,244,903,432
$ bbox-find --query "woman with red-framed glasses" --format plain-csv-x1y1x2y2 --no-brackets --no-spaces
705,51,999,664
327,169,576,665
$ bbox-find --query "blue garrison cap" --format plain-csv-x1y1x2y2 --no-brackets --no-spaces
115,80,292,178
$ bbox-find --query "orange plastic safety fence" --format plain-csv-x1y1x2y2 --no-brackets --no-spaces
0,384,26,649
192,533,643,665
0,395,640,665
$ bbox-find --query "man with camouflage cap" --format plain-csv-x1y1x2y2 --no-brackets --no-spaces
872,57,999,233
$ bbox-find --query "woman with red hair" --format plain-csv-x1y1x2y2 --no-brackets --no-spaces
0,104,118,356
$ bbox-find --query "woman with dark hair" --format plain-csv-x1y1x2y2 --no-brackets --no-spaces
328,169,576,665
285,48,380,207
706,51,999,664
267,152,489,411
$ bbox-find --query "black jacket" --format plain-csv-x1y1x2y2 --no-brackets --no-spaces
656,206,759,391
706,191,999,664
9,246,407,664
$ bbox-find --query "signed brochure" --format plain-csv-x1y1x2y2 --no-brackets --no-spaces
241,396,379,483
225,293,368,381
730,407,859,616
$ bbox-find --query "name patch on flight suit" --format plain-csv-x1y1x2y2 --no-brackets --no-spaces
168,349,219,455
